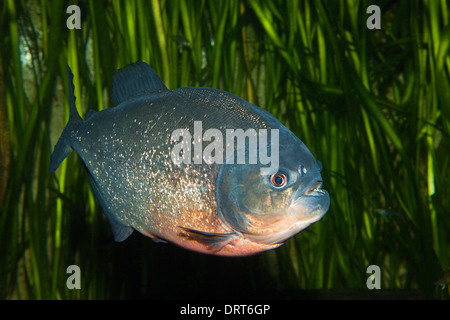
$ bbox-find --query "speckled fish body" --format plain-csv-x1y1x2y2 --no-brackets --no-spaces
50,62,330,256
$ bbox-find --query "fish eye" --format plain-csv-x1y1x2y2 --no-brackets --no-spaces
270,171,288,188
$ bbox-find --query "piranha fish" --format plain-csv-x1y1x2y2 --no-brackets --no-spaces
49,61,330,256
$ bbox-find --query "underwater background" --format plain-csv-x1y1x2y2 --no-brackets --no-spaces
0,0,449,299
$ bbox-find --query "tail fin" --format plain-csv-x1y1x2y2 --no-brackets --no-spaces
49,65,83,172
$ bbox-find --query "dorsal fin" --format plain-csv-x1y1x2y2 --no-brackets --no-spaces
110,61,168,105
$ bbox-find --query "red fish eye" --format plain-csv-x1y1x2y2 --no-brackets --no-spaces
270,172,287,188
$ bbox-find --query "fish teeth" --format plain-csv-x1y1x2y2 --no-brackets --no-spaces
302,181,325,196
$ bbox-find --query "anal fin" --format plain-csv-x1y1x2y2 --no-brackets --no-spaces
86,173,133,242
178,226,237,252
109,219,134,242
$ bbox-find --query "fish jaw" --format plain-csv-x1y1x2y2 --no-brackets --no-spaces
287,181,330,222
282,181,330,236
237,181,330,246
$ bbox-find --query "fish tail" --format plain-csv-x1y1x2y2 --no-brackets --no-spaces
49,65,83,173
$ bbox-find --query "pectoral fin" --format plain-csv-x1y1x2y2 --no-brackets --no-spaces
178,226,237,252
147,233,168,244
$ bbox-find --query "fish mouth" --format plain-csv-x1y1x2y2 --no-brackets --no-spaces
288,179,330,222
239,180,330,246
301,181,327,197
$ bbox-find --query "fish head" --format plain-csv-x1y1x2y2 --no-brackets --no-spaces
217,128,330,247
